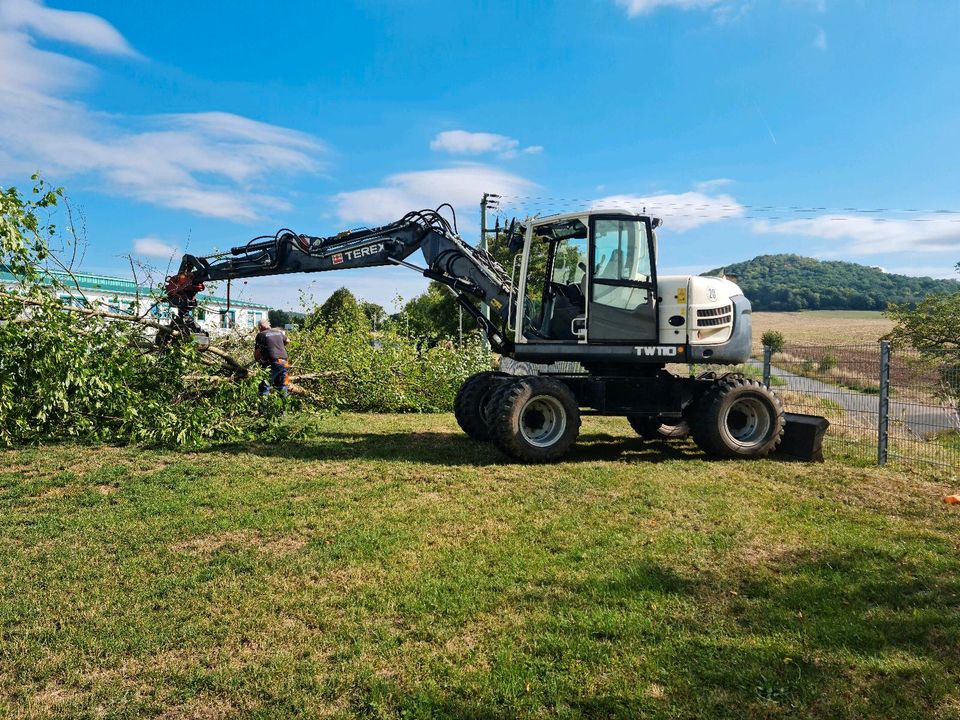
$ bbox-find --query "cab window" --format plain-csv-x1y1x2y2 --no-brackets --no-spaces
593,219,650,284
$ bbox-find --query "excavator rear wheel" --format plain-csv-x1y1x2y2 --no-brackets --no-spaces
691,377,784,459
487,376,581,463
454,371,503,442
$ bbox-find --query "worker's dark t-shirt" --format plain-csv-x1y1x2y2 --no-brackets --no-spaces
255,328,288,362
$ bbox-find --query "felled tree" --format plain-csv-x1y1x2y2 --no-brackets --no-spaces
0,177,275,445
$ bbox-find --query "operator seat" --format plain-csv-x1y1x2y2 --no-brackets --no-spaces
547,272,586,341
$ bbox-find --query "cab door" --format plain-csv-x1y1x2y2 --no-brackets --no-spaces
588,215,658,343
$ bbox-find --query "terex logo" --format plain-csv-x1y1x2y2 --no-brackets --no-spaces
635,346,681,357
341,243,385,262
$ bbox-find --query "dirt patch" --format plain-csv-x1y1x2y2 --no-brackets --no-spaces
34,485,78,500
21,678,79,715
644,683,666,700
169,530,309,557
156,694,238,720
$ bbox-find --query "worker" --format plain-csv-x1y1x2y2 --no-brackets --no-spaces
254,318,289,397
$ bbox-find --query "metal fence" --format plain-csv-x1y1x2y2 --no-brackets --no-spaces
760,342,960,470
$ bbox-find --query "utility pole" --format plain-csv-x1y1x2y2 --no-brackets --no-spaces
479,193,499,350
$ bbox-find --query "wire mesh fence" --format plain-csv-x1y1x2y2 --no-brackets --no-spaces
762,342,959,471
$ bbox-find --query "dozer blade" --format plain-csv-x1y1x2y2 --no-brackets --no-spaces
774,413,831,463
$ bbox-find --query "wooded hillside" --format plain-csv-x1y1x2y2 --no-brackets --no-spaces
705,254,959,311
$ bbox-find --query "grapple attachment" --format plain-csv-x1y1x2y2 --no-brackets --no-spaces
164,271,205,310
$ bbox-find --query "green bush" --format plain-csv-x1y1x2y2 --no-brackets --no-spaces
760,329,785,354
0,295,266,446
288,321,493,413
817,353,838,373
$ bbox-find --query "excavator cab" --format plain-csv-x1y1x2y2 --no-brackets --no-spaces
513,211,659,349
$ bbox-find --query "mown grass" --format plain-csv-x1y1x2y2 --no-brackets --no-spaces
2,413,959,719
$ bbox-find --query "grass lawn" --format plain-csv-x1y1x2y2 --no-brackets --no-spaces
2,413,960,719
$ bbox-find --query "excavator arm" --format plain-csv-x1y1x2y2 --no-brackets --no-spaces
164,207,515,350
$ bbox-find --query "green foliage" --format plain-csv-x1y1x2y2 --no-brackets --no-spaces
305,286,367,331
817,352,838,373
0,299,266,445
399,281,467,339
360,300,391,331
267,308,304,328
706,254,959,311
886,291,960,354
0,176,60,280
886,276,960,407
0,177,281,447
761,329,785,353
288,319,492,413
1,179,497,447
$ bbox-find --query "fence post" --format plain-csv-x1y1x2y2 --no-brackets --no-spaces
878,340,891,465
762,345,772,388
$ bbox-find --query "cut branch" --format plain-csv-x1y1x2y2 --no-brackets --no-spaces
0,289,250,376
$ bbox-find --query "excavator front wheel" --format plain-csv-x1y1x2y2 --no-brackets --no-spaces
487,376,581,463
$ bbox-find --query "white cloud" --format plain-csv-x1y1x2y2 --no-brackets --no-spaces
591,190,744,231
875,264,960,280
333,164,536,229
133,237,177,259
430,130,542,159
752,215,960,255
814,26,827,50
694,178,734,193
0,0,137,56
0,2,325,221
616,0,719,17
431,130,519,156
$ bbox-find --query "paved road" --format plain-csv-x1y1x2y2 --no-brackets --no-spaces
747,360,959,437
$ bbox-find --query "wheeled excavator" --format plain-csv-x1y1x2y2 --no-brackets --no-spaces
165,205,796,462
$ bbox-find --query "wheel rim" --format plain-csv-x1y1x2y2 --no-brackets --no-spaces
519,394,567,448
721,396,772,449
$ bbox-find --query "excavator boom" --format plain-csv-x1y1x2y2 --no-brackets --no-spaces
165,208,514,349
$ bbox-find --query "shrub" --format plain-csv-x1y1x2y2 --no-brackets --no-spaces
287,320,493,413
761,330,785,354
818,353,838,373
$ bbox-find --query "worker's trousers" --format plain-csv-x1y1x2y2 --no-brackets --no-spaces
259,358,290,397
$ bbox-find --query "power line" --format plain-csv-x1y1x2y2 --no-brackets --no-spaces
489,194,960,220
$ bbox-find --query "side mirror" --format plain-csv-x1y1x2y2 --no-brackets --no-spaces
506,219,524,253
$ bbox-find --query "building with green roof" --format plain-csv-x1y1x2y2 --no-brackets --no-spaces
0,267,270,333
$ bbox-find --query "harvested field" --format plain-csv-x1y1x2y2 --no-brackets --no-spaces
752,311,894,353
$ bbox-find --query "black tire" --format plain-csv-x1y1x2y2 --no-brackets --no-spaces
691,377,784,459
487,376,581,463
627,416,691,440
454,371,503,441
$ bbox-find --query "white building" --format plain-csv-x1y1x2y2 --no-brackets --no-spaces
0,267,271,334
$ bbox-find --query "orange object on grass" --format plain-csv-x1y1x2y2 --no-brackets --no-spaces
945,495,960,505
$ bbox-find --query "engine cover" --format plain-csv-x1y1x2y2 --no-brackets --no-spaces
658,275,747,347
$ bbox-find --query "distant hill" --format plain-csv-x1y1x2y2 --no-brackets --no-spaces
704,254,959,311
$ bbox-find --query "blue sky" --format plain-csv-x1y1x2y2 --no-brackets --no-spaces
1,0,958,309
